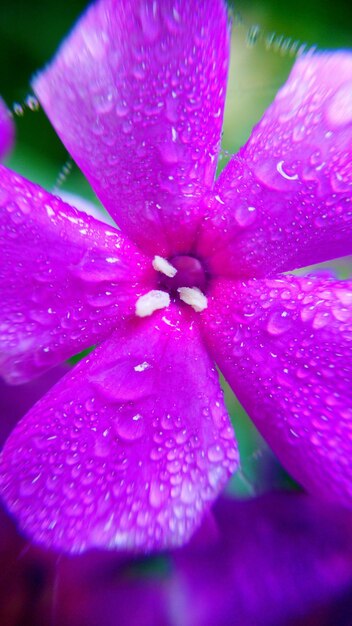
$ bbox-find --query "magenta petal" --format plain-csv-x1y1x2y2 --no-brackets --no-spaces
202,275,352,506
0,98,14,161
198,52,352,277
0,166,155,384
33,0,230,256
0,308,238,552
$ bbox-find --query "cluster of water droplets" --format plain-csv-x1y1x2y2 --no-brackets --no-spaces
243,51,352,202
44,0,226,217
1,319,238,550
0,168,154,383
205,275,352,504
223,8,311,60
12,94,40,118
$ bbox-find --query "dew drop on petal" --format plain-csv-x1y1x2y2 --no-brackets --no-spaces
234,205,257,227
115,412,145,441
327,81,352,126
207,443,225,462
149,480,169,508
266,310,292,335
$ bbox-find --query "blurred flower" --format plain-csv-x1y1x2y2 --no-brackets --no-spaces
0,0,351,554
0,97,14,160
0,367,68,626
46,494,352,626
3,491,352,626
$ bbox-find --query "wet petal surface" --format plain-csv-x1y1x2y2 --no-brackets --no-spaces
0,166,154,383
34,0,230,256
198,52,352,277
202,275,352,506
0,308,238,552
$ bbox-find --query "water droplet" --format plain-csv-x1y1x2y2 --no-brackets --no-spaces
86,290,115,307
115,412,145,441
207,466,224,488
180,478,196,504
149,480,169,508
327,81,352,126
266,310,292,335
235,205,257,227
90,358,154,402
13,102,24,116
19,474,41,496
312,310,330,329
139,1,161,42
335,288,352,306
246,24,260,47
25,95,40,111
207,444,225,463
115,100,129,117
93,91,115,114
276,160,299,181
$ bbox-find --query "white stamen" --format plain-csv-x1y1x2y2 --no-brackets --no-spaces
135,290,170,317
152,255,177,278
178,287,208,313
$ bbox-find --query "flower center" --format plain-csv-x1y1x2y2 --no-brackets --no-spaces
160,255,207,293
135,255,208,317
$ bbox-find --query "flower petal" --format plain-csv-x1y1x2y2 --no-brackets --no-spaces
201,275,352,506
0,166,155,384
197,52,352,277
0,308,238,552
33,0,230,256
0,98,14,160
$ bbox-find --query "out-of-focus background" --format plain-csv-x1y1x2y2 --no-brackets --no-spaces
0,1,352,624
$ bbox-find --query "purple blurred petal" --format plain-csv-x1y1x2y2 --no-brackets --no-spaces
197,52,352,277
0,501,54,626
202,275,352,507
0,308,238,552
0,365,69,445
53,493,352,626
0,166,155,384
34,0,230,256
172,494,352,626
0,98,14,160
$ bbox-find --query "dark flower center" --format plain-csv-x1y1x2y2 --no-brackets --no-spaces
160,255,207,293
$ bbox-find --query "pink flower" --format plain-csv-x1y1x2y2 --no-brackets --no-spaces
0,0,351,553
